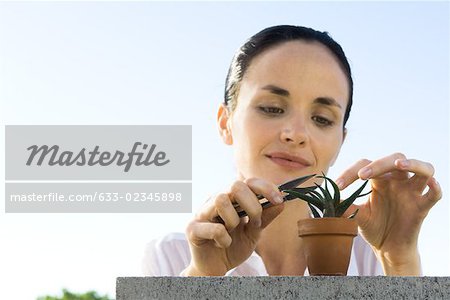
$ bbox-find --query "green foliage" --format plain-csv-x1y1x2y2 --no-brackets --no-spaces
37,289,112,300
283,174,371,218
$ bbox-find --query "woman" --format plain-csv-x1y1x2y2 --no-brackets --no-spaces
143,25,441,276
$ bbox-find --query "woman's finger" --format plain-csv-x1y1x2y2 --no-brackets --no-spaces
420,177,442,211
335,159,372,190
395,158,435,192
214,193,241,231
358,153,408,180
197,179,284,228
244,177,285,205
195,194,222,222
186,221,232,248
228,181,264,228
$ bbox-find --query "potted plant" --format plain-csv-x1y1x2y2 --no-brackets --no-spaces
283,174,370,276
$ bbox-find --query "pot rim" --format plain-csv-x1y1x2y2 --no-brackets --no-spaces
298,217,358,237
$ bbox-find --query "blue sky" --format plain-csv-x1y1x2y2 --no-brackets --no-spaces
0,1,449,299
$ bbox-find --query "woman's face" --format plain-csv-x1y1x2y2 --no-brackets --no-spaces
219,40,349,185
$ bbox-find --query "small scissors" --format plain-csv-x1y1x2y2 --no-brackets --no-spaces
214,174,316,224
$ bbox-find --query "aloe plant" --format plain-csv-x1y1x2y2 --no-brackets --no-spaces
283,174,371,218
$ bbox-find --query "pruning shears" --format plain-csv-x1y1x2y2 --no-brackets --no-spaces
214,174,316,223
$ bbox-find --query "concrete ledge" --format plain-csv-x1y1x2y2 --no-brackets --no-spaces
116,276,450,299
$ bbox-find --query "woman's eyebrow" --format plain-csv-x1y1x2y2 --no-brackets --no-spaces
261,84,290,97
314,97,342,110
261,84,342,110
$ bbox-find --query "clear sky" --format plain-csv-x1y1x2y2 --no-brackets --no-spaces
0,1,449,299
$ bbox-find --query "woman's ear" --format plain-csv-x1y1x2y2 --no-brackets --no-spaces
217,103,233,145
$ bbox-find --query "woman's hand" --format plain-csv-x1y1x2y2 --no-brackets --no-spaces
336,153,442,275
184,178,285,276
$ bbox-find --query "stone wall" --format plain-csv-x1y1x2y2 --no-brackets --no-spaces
116,276,450,299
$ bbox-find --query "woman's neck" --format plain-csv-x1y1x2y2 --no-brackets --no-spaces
256,200,310,275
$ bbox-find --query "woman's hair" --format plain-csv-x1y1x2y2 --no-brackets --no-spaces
224,25,353,127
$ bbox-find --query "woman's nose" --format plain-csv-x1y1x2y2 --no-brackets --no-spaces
280,122,308,146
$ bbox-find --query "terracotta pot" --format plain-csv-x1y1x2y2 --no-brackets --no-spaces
298,217,358,276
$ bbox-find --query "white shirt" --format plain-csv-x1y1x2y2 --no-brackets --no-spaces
142,232,384,276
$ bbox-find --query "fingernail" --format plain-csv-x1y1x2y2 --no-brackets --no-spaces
335,178,344,190
360,168,372,179
272,192,284,204
397,159,409,168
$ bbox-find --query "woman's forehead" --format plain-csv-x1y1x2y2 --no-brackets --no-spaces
240,40,349,105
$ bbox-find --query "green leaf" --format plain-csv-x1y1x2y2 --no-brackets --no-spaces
315,183,335,217
308,203,322,218
317,174,341,208
335,180,369,217
326,176,341,207
284,189,324,211
308,189,324,201
305,191,327,213
357,190,372,198
315,183,333,206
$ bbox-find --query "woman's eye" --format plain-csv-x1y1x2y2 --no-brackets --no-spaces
312,116,334,127
259,106,284,115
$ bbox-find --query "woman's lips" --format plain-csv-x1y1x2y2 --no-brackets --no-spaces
267,155,309,169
